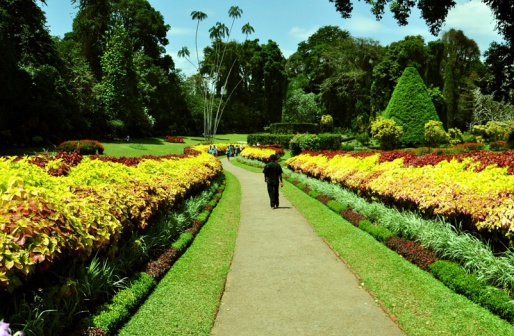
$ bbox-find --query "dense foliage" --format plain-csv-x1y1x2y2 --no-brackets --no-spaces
383,67,440,147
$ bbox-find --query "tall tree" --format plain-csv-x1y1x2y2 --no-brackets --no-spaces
441,29,480,129
178,6,254,141
370,35,429,115
96,24,151,137
72,0,112,80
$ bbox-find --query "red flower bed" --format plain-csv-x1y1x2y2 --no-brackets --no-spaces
165,135,185,143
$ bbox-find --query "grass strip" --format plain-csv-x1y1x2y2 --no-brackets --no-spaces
118,171,241,335
282,182,514,335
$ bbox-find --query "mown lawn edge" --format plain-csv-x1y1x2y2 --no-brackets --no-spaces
118,171,241,335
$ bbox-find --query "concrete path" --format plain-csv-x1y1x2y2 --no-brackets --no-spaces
211,158,404,336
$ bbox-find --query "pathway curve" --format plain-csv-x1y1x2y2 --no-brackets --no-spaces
211,158,404,336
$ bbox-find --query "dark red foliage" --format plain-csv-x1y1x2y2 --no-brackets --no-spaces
144,249,179,279
386,236,438,271
88,153,193,167
165,135,185,143
317,195,332,204
302,186,311,193
340,209,366,226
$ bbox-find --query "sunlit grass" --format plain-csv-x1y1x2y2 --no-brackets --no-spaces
118,172,241,335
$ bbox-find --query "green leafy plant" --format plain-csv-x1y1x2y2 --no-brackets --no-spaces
370,117,403,150
383,67,440,147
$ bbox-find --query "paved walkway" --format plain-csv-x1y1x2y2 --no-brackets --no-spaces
211,158,404,336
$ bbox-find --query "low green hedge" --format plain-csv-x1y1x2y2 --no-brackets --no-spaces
430,260,514,323
358,220,394,242
86,272,156,335
327,200,346,213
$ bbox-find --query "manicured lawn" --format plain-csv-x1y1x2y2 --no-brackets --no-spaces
0,134,250,157
232,157,514,335
118,171,241,335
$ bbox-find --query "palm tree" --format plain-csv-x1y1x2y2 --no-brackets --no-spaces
179,6,254,142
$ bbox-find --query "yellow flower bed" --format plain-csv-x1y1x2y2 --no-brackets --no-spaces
0,153,221,289
286,153,514,237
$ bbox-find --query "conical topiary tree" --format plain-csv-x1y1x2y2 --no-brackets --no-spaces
383,67,440,147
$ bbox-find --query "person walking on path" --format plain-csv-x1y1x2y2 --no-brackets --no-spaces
263,154,283,209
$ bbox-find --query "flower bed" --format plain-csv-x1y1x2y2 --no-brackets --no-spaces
286,150,514,243
0,152,222,289
240,145,284,162
165,135,185,143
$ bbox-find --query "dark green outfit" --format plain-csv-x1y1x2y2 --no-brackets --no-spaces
263,161,283,208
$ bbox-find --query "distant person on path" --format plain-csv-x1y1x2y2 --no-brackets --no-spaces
263,154,283,209
227,144,234,161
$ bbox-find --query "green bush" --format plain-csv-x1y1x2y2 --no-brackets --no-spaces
57,139,105,155
86,272,156,334
320,115,334,133
383,67,440,147
424,120,449,148
461,131,476,143
430,260,514,322
370,117,403,150
448,128,464,146
171,232,194,251
355,132,370,146
290,133,321,156
308,190,321,199
473,121,513,143
327,200,346,213
269,123,319,134
289,133,342,156
358,220,394,242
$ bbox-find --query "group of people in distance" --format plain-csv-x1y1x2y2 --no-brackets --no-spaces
209,144,243,160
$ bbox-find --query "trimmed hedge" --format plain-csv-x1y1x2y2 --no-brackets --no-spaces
247,134,294,148
384,67,440,147
358,220,393,242
269,122,319,134
430,260,514,323
85,273,156,335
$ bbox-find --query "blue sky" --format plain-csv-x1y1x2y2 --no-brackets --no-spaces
39,0,503,76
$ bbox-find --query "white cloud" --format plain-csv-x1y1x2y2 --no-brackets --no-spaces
288,26,320,40
344,14,385,34
444,0,499,37
168,26,194,36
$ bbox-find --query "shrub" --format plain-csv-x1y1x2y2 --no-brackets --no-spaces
355,132,370,146
383,67,440,147
359,220,394,242
290,133,321,156
57,140,104,155
461,131,476,143
448,128,464,146
308,190,321,199
370,117,403,150
326,200,346,213
320,115,334,133
424,120,449,148
429,260,514,322
473,121,512,143
489,140,507,151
